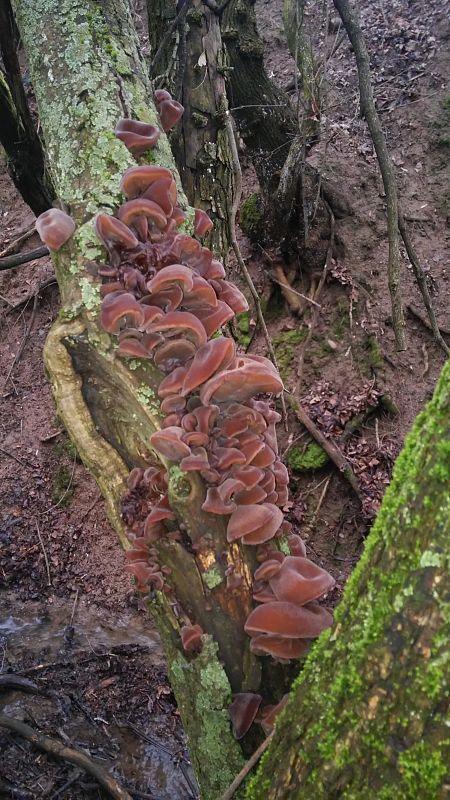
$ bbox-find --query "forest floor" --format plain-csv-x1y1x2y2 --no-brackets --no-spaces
0,0,449,798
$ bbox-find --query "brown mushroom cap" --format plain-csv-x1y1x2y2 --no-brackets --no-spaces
117,338,152,359
150,426,191,461
118,198,167,230
227,503,283,544
158,98,184,132
229,693,262,740
147,264,195,295
142,177,177,215
154,339,197,371
194,301,235,338
181,276,219,310
181,337,235,396
257,695,289,736
180,623,203,652
35,208,76,250
100,292,145,333
200,360,283,405
95,213,139,250
288,534,307,557
154,89,172,104
213,280,249,313
268,556,335,605
244,601,333,639
250,635,311,660
115,118,160,155
148,310,208,348
254,559,282,582
120,165,173,199
194,208,214,237
180,447,210,472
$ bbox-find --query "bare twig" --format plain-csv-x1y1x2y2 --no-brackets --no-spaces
35,518,52,586
0,714,133,800
223,104,288,429
0,224,36,258
311,475,332,522
406,304,450,339
0,245,49,271
333,0,406,350
0,445,38,469
220,734,273,800
4,291,39,387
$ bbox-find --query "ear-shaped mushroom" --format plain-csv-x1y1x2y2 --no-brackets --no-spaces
117,338,152,359
158,366,189,397
181,275,219,310
150,426,191,461
200,361,283,405
146,264,194,295
180,447,210,472
250,635,311,660
227,503,283,545
35,208,76,250
182,337,236,396
254,559,282,582
268,557,335,605
228,465,265,490
118,198,167,231
154,89,172,104
100,292,145,333
201,478,245,515
233,484,268,505
115,118,160,155
205,259,226,280
257,695,289,736
194,208,214,237
142,177,177,215
180,623,203,653
158,98,184,131
154,340,197,372
245,601,333,639
213,280,249,313
229,693,262,740
192,405,220,433
148,311,208,348
288,534,307,558
143,285,184,312
120,165,173,199
95,213,139,251
194,301,235,338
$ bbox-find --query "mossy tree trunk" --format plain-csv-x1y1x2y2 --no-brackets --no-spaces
147,0,235,255
248,358,450,799
0,0,54,214
11,0,257,795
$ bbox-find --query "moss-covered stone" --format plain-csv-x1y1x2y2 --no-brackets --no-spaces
287,441,329,472
240,192,263,240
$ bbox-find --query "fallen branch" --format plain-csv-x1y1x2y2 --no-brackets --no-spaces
333,0,406,350
407,303,450,337
4,291,39,388
223,103,288,429
290,399,363,501
0,714,133,800
0,245,49,271
0,224,36,258
220,733,273,800
0,675,41,694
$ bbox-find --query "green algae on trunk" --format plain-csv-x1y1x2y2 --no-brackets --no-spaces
248,358,450,799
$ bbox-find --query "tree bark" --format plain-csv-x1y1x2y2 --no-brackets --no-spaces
221,0,296,189
248,358,450,799
11,0,253,795
147,0,235,255
0,0,54,215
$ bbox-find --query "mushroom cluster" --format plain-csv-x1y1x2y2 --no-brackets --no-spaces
37,92,335,736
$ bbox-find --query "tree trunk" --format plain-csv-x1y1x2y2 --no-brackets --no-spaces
0,0,54,214
248,358,450,799
11,0,251,795
148,0,236,255
221,0,296,189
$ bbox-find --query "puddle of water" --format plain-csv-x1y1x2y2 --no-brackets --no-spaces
0,593,163,663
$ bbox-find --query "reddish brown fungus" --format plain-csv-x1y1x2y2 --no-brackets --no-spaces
180,623,203,653
244,601,333,639
229,693,262,740
115,118,160,155
35,208,76,250
194,208,214,237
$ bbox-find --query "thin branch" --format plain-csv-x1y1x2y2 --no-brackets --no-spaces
0,714,133,800
4,291,39,388
333,0,406,350
0,245,49,271
220,734,273,800
149,1,190,73
223,104,289,429
289,399,363,501
406,304,450,339
35,518,52,586
0,224,36,258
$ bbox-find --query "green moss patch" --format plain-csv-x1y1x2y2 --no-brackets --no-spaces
273,329,307,381
287,441,330,472
240,192,263,240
